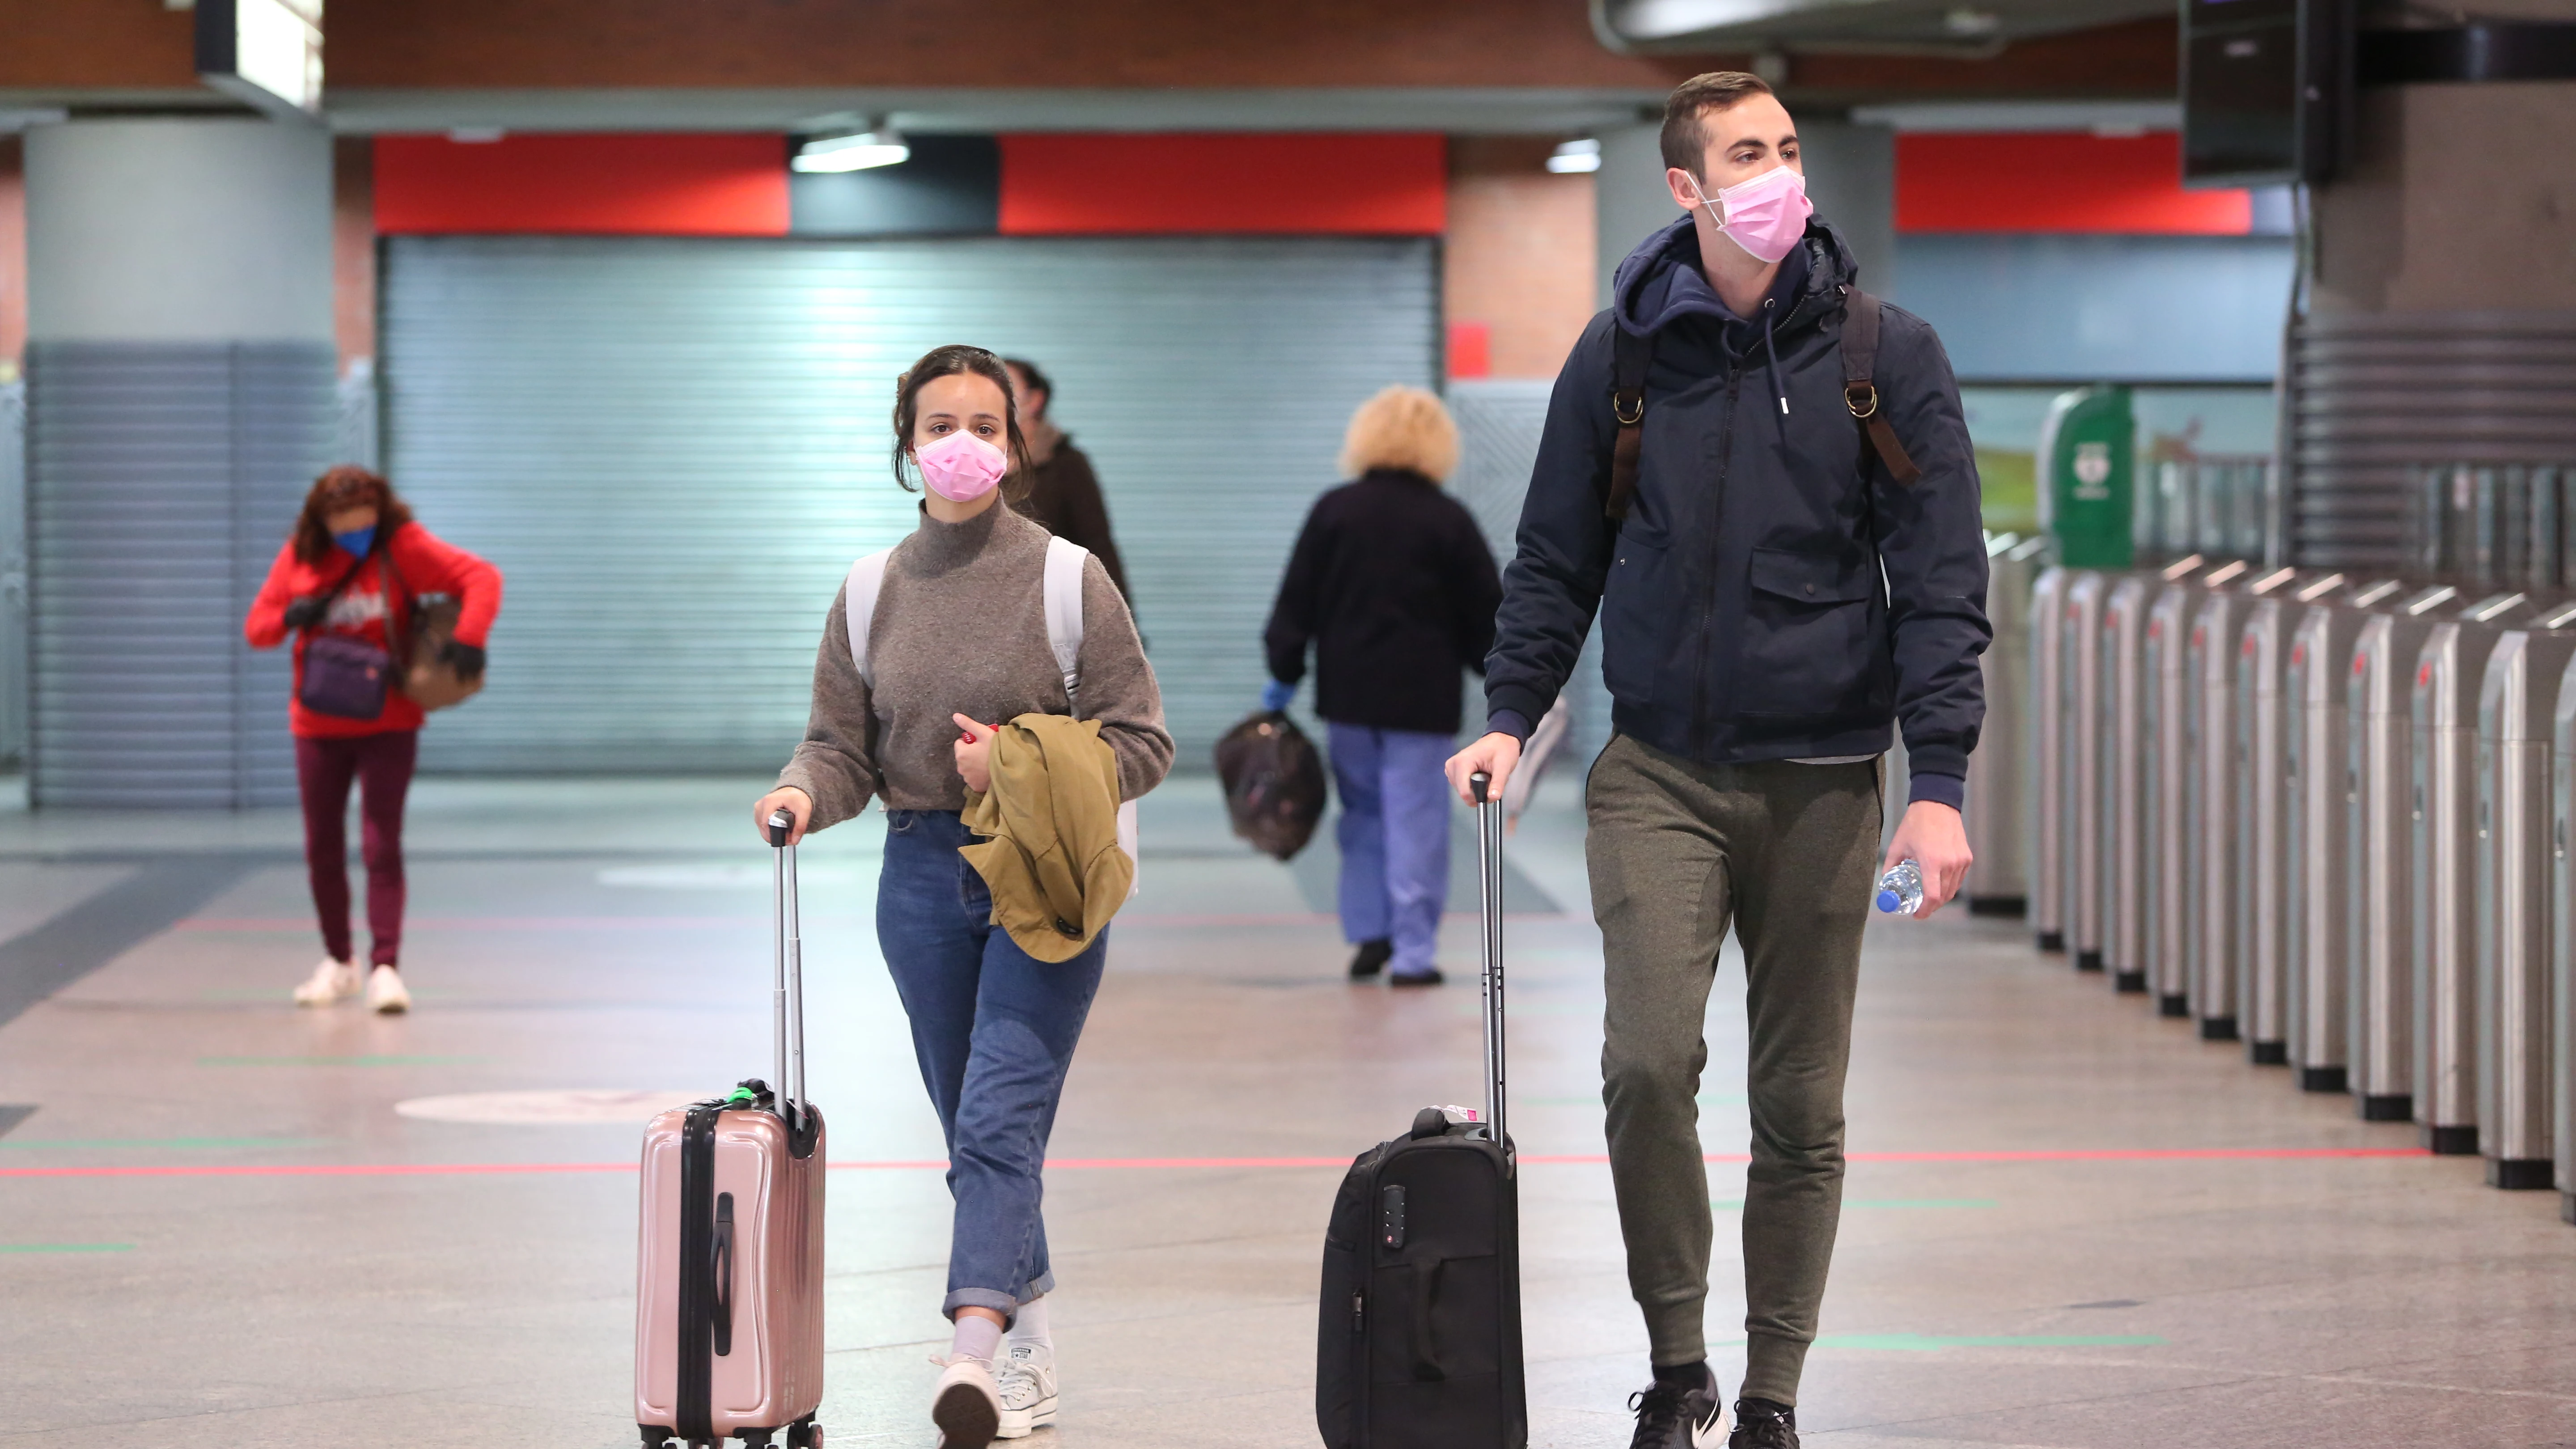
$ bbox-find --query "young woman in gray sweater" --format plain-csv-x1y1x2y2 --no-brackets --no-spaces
754,345,1171,1448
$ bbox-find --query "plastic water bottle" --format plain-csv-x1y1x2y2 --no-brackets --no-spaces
1876,859,1924,915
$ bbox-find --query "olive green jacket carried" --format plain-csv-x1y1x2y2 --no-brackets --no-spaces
960,712,1134,962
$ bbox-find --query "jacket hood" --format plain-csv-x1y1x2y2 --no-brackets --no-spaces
1611,214,1862,339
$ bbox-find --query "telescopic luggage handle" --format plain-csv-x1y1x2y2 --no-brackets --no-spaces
767,809,808,1131
1469,773,1508,1151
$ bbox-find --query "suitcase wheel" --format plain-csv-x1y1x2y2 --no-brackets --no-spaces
787,1418,821,1449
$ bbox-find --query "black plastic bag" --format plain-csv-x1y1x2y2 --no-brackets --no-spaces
1214,710,1329,861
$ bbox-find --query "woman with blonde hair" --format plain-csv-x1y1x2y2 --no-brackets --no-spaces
1262,385,1503,985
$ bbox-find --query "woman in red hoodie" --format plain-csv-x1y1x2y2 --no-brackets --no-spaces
245,466,502,1013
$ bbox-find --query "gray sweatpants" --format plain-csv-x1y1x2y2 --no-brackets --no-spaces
1585,734,1881,1406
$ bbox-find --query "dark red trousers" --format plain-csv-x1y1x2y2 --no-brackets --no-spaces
295,730,418,968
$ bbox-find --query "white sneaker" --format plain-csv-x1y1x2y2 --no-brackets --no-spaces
364,965,411,1014
995,1343,1058,1439
293,958,360,1006
931,1356,1003,1449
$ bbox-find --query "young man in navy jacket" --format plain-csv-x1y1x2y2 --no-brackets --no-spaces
1447,72,1990,1449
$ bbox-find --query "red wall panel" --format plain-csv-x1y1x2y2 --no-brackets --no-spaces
998,134,1446,235
374,134,790,236
1896,132,2250,235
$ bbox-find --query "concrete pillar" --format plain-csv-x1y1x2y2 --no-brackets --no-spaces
1796,118,1897,299
2290,81,2576,570
1593,114,1898,306
1594,122,1674,309
23,119,336,806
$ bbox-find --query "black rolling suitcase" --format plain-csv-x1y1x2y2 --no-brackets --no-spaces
1316,771,1527,1449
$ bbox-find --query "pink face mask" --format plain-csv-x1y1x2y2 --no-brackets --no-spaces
1688,165,1813,266
915,430,1008,503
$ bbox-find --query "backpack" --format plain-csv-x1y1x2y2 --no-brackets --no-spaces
843,534,1142,891
1600,282,1922,521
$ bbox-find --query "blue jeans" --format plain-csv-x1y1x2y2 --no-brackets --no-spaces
1328,722,1455,977
877,809,1109,1322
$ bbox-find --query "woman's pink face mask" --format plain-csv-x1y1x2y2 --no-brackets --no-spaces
915,429,1008,503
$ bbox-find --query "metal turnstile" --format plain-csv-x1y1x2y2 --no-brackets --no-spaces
2103,571,2157,993
1965,535,2045,913
2151,559,2239,1017
2414,592,2538,1154
2475,602,2576,1188
2031,565,2070,952
2553,652,2576,1222
2238,574,2347,1065
2187,566,2299,1039
2063,571,2108,973
2285,579,2404,1093
2349,586,2463,1121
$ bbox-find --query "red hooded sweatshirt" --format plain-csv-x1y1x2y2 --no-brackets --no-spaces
244,522,504,739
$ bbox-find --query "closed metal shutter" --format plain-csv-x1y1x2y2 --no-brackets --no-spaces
25,342,326,807
2287,309,2576,569
380,235,1437,774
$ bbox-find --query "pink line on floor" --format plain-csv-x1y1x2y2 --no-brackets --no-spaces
0,1145,2429,1179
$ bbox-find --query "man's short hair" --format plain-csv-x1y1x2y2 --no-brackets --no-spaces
1002,356,1052,404
1659,71,1776,180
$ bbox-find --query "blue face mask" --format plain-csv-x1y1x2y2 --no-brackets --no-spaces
333,526,376,558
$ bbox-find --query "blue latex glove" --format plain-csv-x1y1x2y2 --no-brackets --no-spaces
1260,679,1296,714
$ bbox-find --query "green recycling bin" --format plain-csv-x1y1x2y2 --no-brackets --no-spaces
2039,386,2135,569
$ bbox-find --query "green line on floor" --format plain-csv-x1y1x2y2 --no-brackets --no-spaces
0,1136,325,1151
1712,1198,1998,1209
196,1055,486,1068
0,1243,134,1253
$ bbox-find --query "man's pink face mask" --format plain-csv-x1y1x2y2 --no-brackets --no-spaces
1686,164,1813,266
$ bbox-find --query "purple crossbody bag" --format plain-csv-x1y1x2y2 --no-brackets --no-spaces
296,555,407,720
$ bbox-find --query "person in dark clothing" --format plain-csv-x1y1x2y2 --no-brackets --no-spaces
1445,73,1990,1449
1266,385,1502,986
1003,358,1133,601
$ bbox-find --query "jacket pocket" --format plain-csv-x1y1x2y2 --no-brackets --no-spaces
1598,532,1670,706
1739,546,1882,719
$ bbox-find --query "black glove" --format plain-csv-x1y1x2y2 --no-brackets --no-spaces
282,596,326,630
441,640,487,681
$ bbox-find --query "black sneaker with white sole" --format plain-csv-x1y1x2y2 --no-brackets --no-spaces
1627,1376,1727,1448
1729,1397,1798,1449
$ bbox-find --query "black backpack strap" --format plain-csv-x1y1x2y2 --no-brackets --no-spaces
1603,325,1654,521
1839,286,1922,486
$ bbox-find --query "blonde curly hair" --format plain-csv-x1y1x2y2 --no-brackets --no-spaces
1338,385,1459,484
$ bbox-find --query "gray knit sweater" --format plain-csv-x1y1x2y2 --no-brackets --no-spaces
777,503,1173,828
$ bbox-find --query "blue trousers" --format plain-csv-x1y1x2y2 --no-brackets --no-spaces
1328,722,1455,977
876,809,1109,1321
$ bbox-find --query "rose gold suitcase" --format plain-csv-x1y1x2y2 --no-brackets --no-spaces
637,811,826,1449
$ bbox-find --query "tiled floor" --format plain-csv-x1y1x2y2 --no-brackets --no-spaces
1,776,2570,1447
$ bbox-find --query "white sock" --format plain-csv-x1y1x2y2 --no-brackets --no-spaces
950,1313,1002,1366
1006,1296,1052,1360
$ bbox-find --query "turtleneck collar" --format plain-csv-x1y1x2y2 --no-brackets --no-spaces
909,496,1012,571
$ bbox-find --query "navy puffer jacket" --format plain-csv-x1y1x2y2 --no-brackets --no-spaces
1483,216,1990,805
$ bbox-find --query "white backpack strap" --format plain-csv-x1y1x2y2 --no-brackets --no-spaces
1042,535,1089,705
843,547,895,688
1039,534,1139,891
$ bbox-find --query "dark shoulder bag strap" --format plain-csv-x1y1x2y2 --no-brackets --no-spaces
1839,286,1923,486
302,553,373,631
1602,325,1654,521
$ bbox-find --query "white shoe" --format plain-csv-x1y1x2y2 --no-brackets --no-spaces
995,1343,1058,1439
293,958,360,1006
364,965,411,1014
931,1356,1003,1449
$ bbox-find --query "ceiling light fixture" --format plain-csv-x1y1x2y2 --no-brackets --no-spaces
794,122,910,173
1547,138,1602,174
